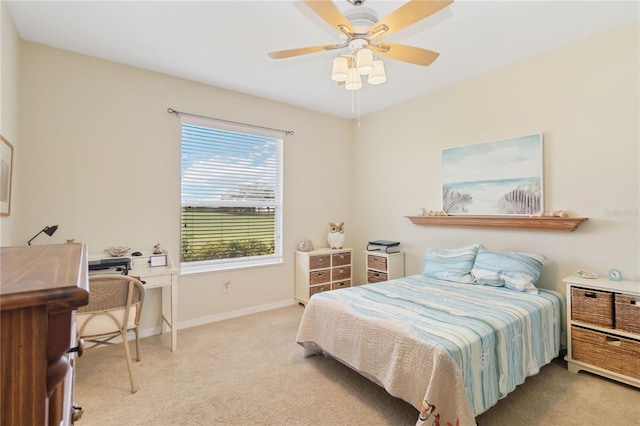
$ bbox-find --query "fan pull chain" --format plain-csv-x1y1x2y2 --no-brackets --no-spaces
351,90,361,130
357,89,361,130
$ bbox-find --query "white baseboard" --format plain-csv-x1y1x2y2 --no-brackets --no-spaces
138,298,297,339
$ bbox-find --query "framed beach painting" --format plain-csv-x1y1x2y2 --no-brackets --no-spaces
442,134,543,216
1,135,14,216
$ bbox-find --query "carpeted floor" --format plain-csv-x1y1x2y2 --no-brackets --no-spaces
75,304,639,425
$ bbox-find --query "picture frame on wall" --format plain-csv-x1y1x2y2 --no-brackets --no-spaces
442,133,544,216
0,135,14,217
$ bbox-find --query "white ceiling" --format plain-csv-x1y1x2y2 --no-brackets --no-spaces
6,1,639,119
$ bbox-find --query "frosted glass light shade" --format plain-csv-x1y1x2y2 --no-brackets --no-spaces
368,60,386,85
345,67,362,90
356,48,374,75
331,57,349,82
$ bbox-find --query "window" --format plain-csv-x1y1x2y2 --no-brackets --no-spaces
180,115,283,273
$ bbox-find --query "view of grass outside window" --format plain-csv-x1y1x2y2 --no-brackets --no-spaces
180,115,283,272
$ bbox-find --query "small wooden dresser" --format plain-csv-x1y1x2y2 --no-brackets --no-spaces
1,243,90,425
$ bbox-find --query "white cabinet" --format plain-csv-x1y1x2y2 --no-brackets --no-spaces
564,275,640,387
365,251,405,283
295,248,353,305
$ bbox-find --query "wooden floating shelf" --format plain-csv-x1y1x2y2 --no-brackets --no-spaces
405,215,588,232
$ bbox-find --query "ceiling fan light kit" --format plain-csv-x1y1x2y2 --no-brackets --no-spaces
331,57,349,82
356,47,374,75
368,60,386,85
345,67,362,91
269,0,454,92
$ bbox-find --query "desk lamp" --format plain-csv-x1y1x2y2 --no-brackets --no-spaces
27,225,59,245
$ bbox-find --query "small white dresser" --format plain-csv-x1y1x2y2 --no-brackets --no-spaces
365,251,405,283
295,248,353,305
564,275,640,387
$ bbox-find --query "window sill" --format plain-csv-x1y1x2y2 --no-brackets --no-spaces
180,257,283,275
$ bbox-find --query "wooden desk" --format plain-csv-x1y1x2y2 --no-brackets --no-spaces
1,243,89,425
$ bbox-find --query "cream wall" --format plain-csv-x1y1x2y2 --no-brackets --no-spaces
4,8,638,334
0,1,20,245
351,21,640,292
15,41,352,332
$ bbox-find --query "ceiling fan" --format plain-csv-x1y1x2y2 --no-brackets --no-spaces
268,0,454,68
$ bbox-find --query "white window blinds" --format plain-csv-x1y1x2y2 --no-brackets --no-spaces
180,114,283,272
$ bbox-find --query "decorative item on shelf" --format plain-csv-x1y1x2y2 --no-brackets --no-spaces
105,246,130,257
27,224,59,245
298,239,314,252
153,243,163,254
66,239,75,244
425,210,448,216
534,210,569,218
327,222,345,249
608,269,622,281
575,270,598,279
415,208,425,216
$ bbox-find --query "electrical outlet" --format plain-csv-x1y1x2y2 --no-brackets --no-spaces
223,280,231,293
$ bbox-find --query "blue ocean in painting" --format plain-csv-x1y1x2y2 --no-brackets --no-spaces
443,177,541,215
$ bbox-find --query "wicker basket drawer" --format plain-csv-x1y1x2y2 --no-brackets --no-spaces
309,255,330,270
332,266,351,281
615,294,640,335
332,252,351,267
571,326,640,379
309,284,331,297
367,270,388,283
309,269,330,285
332,280,351,290
571,287,614,328
367,255,387,271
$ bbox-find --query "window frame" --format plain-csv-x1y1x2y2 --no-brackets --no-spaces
179,115,284,274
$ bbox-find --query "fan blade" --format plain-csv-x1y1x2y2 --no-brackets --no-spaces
303,0,354,33
371,42,440,67
268,44,341,59
372,0,453,38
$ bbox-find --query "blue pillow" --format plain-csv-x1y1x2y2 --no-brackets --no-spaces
471,248,546,293
422,244,480,283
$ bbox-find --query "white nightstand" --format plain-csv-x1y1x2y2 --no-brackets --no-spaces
365,251,405,284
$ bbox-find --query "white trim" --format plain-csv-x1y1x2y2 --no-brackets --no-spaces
90,299,297,346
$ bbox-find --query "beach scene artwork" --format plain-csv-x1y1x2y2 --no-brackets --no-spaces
442,134,543,215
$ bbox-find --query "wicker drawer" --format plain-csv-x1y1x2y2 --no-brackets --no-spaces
332,266,351,281
332,252,351,267
309,284,331,297
367,270,388,283
367,255,387,271
571,326,640,379
309,269,330,285
332,280,351,290
615,294,640,335
309,255,330,270
571,287,614,328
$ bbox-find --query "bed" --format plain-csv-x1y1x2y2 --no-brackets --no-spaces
296,246,564,426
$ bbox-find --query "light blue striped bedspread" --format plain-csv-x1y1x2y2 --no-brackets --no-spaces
297,275,563,424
